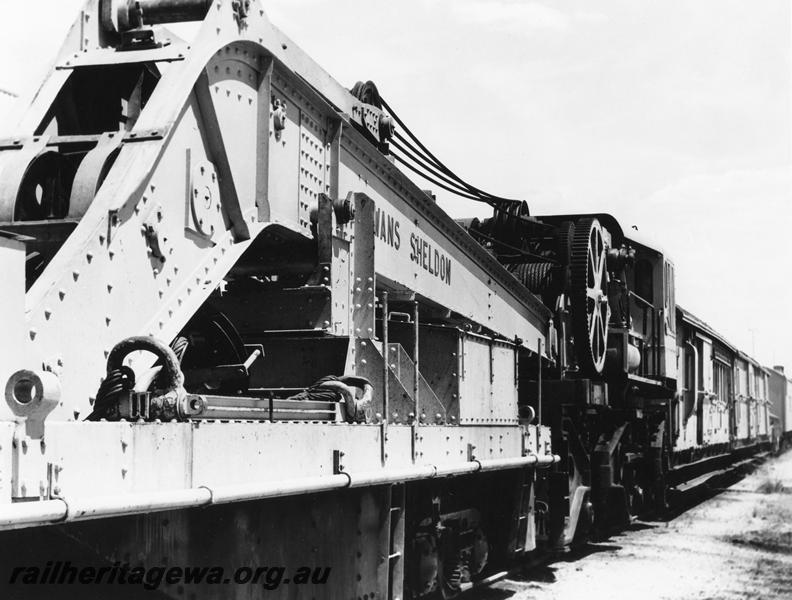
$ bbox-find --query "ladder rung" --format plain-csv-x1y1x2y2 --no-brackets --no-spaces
388,552,402,561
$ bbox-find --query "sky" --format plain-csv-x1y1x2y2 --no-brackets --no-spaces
0,0,789,371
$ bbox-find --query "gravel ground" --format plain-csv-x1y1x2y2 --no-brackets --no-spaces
477,450,792,600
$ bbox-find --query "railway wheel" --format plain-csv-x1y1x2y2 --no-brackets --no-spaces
651,441,670,515
409,532,440,598
569,217,610,375
616,449,645,517
438,525,488,599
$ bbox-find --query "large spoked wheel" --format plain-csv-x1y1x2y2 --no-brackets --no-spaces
570,218,610,375
165,305,248,394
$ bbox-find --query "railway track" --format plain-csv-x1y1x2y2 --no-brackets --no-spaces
465,450,777,599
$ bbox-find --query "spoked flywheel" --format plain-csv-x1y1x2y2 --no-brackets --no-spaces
569,217,610,374
167,305,249,394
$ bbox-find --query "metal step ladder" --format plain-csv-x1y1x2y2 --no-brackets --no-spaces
514,471,536,553
387,483,406,600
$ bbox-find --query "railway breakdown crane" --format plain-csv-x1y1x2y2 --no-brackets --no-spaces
0,1,562,597
0,1,770,598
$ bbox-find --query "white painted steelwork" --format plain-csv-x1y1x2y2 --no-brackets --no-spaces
0,452,558,531
0,0,549,423
0,9,555,584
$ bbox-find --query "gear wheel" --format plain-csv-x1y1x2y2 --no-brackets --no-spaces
569,217,610,374
409,533,440,596
555,220,575,292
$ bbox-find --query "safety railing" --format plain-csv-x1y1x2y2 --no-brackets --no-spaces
629,291,662,379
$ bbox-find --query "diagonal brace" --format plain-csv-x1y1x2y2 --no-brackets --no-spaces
193,69,250,241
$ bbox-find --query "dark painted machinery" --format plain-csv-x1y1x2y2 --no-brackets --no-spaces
459,196,777,547
458,202,682,544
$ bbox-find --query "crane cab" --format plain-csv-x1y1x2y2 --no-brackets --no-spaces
607,234,677,388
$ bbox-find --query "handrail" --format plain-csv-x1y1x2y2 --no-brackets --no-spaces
0,453,560,531
629,290,661,378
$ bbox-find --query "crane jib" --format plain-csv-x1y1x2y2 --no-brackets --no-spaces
409,232,451,285
374,206,452,286
374,206,401,250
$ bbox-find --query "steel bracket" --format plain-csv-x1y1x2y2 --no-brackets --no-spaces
333,449,345,474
